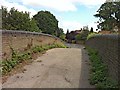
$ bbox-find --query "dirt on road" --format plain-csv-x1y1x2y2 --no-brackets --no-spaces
2,44,94,88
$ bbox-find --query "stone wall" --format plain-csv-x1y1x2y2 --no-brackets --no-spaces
1,30,64,60
86,34,119,82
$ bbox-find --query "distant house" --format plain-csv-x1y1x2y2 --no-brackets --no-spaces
66,30,82,43
74,30,82,34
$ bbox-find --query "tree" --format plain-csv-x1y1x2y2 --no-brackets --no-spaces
1,6,40,32
56,28,64,37
65,29,70,40
94,2,120,31
29,19,41,32
7,7,30,30
2,6,8,29
33,11,59,35
90,27,94,33
78,30,90,40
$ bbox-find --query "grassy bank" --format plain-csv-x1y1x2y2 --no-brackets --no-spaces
86,47,118,89
2,43,66,75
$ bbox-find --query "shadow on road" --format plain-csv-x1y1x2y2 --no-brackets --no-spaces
79,46,95,88
65,43,95,88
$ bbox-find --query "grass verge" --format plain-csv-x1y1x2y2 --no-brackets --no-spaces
86,47,118,89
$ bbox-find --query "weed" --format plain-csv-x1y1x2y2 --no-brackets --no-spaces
37,60,42,62
2,43,67,75
86,47,118,88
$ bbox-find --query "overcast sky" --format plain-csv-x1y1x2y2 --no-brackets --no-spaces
0,0,106,33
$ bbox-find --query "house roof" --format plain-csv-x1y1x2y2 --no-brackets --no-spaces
98,30,111,34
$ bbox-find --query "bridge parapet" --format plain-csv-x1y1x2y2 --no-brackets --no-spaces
1,30,64,60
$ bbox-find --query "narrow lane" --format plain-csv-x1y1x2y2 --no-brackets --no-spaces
3,44,94,88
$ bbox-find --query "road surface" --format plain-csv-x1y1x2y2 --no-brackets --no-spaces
3,44,94,88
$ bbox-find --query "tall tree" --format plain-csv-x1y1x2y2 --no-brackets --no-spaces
33,11,59,35
94,1,120,31
66,29,69,40
90,27,94,33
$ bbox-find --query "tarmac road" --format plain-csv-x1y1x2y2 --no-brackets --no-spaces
3,44,94,88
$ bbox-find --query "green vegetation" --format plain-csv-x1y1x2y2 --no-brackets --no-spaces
2,6,41,32
59,34,66,41
1,6,65,37
57,28,65,38
2,43,66,75
87,33,98,40
65,26,90,43
94,2,120,31
86,47,118,88
33,11,64,36
75,30,90,41
31,43,66,53
2,51,32,75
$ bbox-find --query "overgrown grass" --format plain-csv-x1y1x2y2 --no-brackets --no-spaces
2,43,67,75
86,47,118,89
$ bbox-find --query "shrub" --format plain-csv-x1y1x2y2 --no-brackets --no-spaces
87,33,97,40
59,34,66,41
75,30,90,41
96,78,118,88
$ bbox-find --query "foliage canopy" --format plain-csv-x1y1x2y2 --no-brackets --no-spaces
33,11,59,35
2,6,41,32
94,2,120,31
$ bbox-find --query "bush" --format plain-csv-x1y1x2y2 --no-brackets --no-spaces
75,30,90,41
87,33,98,40
59,34,66,41
32,46,44,53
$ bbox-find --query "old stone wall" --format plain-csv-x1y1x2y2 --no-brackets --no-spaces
86,34,119,82
1,30,64,60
